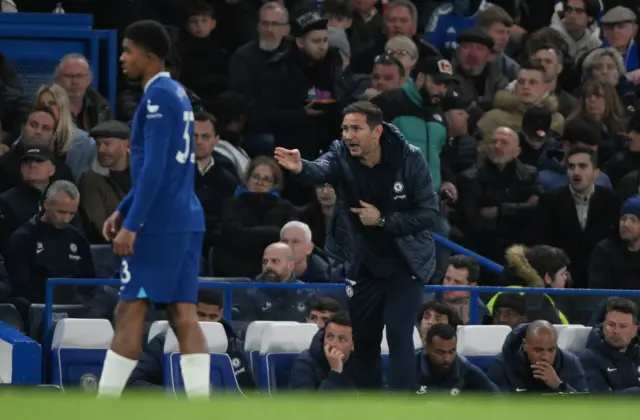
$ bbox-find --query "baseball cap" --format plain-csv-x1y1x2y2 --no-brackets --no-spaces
441,89,470,112
522,107,552,140
415,56,455,84
20,147,53,163
292,12,328,37
456,27,494,50
601,6,636,25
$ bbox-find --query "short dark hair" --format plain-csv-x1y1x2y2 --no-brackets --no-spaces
563,117,601,146
566,146,598,168
245,156,284,190
309,297,343,314
197,288,223,307
519,57,547,75
210,91,248,127
526,245,570,280
605,298,638,324
28,104,58,129
187,1,215,19
417,300,459,326
321,0,354,20
476,5,513,29
124,20,171,60
374,53,406,79
194,110,217,134
426,323,456,345
447,255,481,284
342,101,383,129
324,312,352,329
531,43,564,63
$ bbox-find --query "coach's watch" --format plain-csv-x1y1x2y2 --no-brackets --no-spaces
376,216,386,228
555,381,568,393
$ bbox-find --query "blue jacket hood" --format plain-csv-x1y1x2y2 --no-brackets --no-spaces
585,324,640,362
234,186,280,198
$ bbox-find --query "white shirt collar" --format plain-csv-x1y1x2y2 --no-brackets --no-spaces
144,71,171,92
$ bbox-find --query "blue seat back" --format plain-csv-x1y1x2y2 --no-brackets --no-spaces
243,321,298,385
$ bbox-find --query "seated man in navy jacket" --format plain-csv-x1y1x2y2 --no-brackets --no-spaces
488,321,588,393
126,289,254,389
415,324,497,395
578,297,640,394
289,312,356,390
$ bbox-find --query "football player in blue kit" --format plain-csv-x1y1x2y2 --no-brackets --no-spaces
97,20,209,399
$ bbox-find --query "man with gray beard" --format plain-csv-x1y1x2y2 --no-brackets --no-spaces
452,28,509,110
455,127,541,264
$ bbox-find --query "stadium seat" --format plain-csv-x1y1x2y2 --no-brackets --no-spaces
259,323,318,394
0,304,24,333
163,322,242,394
457,325,511,373
90,244,121,278
29,304,88,341
50,319,114,390
244,321,299,377
0,321,42,385
558,326,592,352
147,320,170,343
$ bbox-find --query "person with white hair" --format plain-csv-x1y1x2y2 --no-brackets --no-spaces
581,47,638,109
280,220,332,283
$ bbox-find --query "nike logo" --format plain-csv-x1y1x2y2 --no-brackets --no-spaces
36,248,44,254
146,100,159,113
345,278,356,286
607,368,617,372
515,388,527,392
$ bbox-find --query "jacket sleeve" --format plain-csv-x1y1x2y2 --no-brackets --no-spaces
289,357,320,390
382,149,439,236
227,344,256,389
318,370,354,390
294,143,341,186
587,243,613,290
466,364,500,392
563,355,588,393
127,335,165,388
456,170,498,234
577,350,610,393
6,229,33,302
487,358,511,392
525,192,553,245
78,174,110,239
0,252,11,300
219,199,283,250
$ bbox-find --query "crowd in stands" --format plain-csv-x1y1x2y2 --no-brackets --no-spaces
0,0,640,394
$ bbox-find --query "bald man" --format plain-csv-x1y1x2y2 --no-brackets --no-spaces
456,126,541,263
487,321,587,393
235,243,316,321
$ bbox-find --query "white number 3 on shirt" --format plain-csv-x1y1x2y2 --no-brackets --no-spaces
176,111,195,164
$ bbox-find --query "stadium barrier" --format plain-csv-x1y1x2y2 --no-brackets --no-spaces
0,321,42,385
0,13,117,107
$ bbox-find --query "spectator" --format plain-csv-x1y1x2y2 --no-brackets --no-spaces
601,6,639,75
452,28,509,110
417,301,459,345
384,35,420,83
416,324,497,394
530,147,620,288
363,54,405,101
0,106,75,194
478,59,564,137
570,80,628,167
456,127,540,263
604,108,640,188
0,53,30,143
34,84,97,181
173,2,230,108
78,120,131,244
236,243,314,322
476,6,519,81
280,221,331,283
424,0,493,58
290,312,356,390
581,48,638,111
127,289,254,390
306,297,343,328
617,168,640,200
209,91,251,179
440,255,488,325
6,181,94,304
490,244,570,324
373,56,451,191
549,0,602,62
348,0,383,63
298,183,337,251
489,293,528,328
54,54,111,131
440,89,477,181
192,111,239,253
350,0,441,74
488,321,588,393
578,297,640,394
517,108,558,167
538,117,612,191
588,196,640,290
531,44,579,118
215,156,297,278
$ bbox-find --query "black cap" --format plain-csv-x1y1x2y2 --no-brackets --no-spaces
292,12,328,37
414,56,455,83
563,118,602,146
89,120,131,140
522,107,552,140
457,27,494,50
441,89,470,112
493,293,527,316
20,147,53,163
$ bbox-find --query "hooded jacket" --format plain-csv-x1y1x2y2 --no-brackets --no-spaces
289,329,357,390
577,325,640,394
477,90,565,138
414,351,498,394
549,11,602,62
588,233,640,290
487,323,588,393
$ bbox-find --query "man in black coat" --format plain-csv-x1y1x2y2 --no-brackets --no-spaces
275,101,438,390
127,289,254,390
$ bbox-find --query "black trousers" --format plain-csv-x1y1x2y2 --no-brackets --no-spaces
346,265,423,390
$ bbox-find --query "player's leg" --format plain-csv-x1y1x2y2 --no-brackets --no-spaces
97,256,150,398
383,269,423,390
167,232,209,398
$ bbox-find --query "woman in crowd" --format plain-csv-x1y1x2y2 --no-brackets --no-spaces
582,47,639,111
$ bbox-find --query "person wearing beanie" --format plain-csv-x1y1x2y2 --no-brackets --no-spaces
549,0,602,62
538,117,613,192
488,293,527,328
518,107,558,167
588,195,640,290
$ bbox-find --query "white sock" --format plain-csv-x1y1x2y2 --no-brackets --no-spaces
97,350,138,398
180,353,211,399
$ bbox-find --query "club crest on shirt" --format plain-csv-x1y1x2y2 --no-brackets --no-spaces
393,182,404,193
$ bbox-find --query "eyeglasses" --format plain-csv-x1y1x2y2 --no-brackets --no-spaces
250,173,274,185
386,48,414,58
